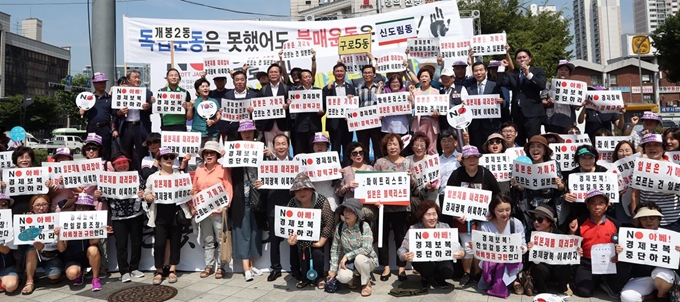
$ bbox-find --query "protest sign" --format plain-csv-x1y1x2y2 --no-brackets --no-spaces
75,92,96,111
58,210,108,240
439,37,470,62
196,100,218,119
376,53,406,74
413,94,449,116
512,160,558,190
479,153,512,182
347,106,381,131
244,55,278,69
339,53,370,74
258,161,301,189
591,243,617,274
326,96,359,118
250,96,286,120
97,171,140,200
442,186,492,221
412,155,440,189
559,134,591,145
505,147,526,162
585,90,624,113
220,99,250,122
0,209,11,242
550,79,587,105
464,94,501,119
354,171,410,205
282,40,313,59
599,151,614,165
111,86,145,109
551,143,579,171
60,158,102,188
407,38,440,61
529,232,581,265
161,131,201,157
2,167,49,196
42,162,64,188
446,104,473,129
611,153,642,191
470,33,507,56
471,230,522,263
338,33,371,55
274,205,322,241
631,157,680,195
151,174,192,205
190,183,230,223
595,136,631,151
0,151,14,168
375,17,417,46
409,228,460,262
154,91,187,114
377,92,412,117
288,90,323,113
667,151,680,165
223,141,264,168
152,26,192,41
203,57,231,77
568,173,619,203
13,213,58,245
618,227,680,270
294,152,342,182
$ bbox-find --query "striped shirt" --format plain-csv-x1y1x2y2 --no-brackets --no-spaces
358,82,378,107
641,190,680,226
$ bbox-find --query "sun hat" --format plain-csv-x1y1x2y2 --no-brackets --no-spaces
92,72,108,83
83,133,103,147
53,148,73,160
0,193,14,207
488,60,501,68
640,111,660,122
482,133,504,151
156,147,178,160
312,132,330,144
290,172,315,192
143,132,161,147
540,132,564,144
556,60,575,73
633,207,663,219
527,205,556,223
199,141,222,159
238,119,257,132
641,133,664,147
452,61,467,67
524,135,553,157
75,193,96,207
461,145,482,158
335,198,365,221
440,68,455,77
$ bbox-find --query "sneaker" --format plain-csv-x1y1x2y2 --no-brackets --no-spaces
250,267,263,276
244,270,254,282
459,273,472,287
599,279,620,299
91,278,102,292
120,273,132,283
73,273,84,286
131,270,145,278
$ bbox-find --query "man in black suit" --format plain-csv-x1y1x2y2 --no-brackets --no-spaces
225,70,258,141
290,69,324,155
114,70,154,170
322,62,356,163
257,64,291,152
497,49,547,146
465,62,504,150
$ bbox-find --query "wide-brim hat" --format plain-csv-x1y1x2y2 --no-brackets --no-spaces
290,172,315,192
540,132,564,144
441,68,455,77
488,60,501,68
312,132,330,144
92,72,108,83
556,60,575,73
527,205,556,223
641,111,660,122
0,193,14,207
199,141,222,159
75,193,96,207
462,145,482,158
641,133,664,147
524,135,553,157
633,207,663,219
238,119,257,132
156,147,178,159
335,198,365,221
143,132,162,147
482,133,505,152
53,147,73,160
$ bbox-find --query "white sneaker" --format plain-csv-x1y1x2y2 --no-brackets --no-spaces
244,270,254,282
121,273,132,283
131,270,145,278
250,267,263,276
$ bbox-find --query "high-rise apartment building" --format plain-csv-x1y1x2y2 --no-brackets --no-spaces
634,0,680,33
529,3,557,15
573,0,622,64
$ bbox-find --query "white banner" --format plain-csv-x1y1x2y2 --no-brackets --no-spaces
618,227,680,269
111,86,145,109
97,171,140,200
152,26,193,41
442,186,492,221
471,230,522,263
551,143,579,171
220,99,250,122
0,151,14,169
409,228,460,262
407,38,440,61
585,91,624,113
151,174,192,204
551,79,587,105
222,141,264,168
14,213,59,245
413,155,440,189
465,94,501,119
0,209,12,242
42,162,64,189
479,153,512,182
612,153,642,191
154,91,187,114
161,131,201,157
58,210,108,240
326,96,358,118
595,136,630,151
568,172,619,203
631,157,680,195
60,158,103,188
377,92,411,117
668,151,680,165
347,106,381,131
190,183,230,223
258,161,300,189
512,160,558,190
376,18,417,46
288,90,323,113
274,206,322,242
294,152,342,182
2,167,49,196
529,232,581,265
251,96,286,121
505,147,526,162
376,53,407,74
439,37,469,62
354,172,410,204
470,33,507,56
559,134,591,145
414,94,449,116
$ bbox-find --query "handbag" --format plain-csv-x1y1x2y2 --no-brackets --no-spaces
324,277,338,293
246,170,263,212
175,206,192,226
219,211,233,264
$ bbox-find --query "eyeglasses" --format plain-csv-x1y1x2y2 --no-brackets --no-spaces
568,130,581,135
351,150,365,157
413,143,426,149
162,155,176,160
489,139,503,145
84,147,99,152
534,217,548,224
501,130,516,134
440,138,455,144
33,203,49,208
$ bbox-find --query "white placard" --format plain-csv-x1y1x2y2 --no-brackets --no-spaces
151,174,192,205
611,153,642,191
288,90,323,113
294,152,342,182
551,143,579,171
550,79,587,105
154,91,187,114
471,230,522,263
406,38,440,61
152,26,192,41
161,131,201,157
377,92,412,117
0,209,12,242
464,94,501,119
274,206,322,242
347,106,381,131
196,100,218,119
354,172,410,204
281,40,313,59
667,151,680,165
339,54,370,74
409,228,459,262
203,57,232,77
60,158,103,188
0,151,14,169
529,232,581,265
479,153,512,182
568,172,620,202
413,94,449,116
220,99,250,122
470,33,507,56
591,243,617,274
13,213,59,245
442,186,492,221
631,157,680,195
376,53,406,74
512,160,558,190
58,210,108,240
375,18,417,46
599,151,615,164
97,171,140,200
585,91,625,113
250,96,286,121
2,167,49,196
413,155,440,189
505,147,526,162
222,141,264,168
75,91,96,111
111,86,146,109
42,162,64,188
326,96,359,118
258,161,301,190
190,183,231,223
439,37,470,62
559,134,591,145
618,227,680,270
595,136,631,151
446,104,473,129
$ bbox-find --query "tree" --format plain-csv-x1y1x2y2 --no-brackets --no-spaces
0,94,62,132
55,74,90,127
651,12,680,83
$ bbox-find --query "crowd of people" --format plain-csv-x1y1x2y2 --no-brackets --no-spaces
0,45,679,302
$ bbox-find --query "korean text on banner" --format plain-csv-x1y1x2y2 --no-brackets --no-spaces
505,147,526,162
251,96,286,121
340,54,370,74
631,157,680,195
161,131,201,157
13,213,59,245
407,38,440,61
58,210,108,240
294,151,342,182
618,227,680,269
274,205,322,241
585,90,625,113
221,99,250,122
471,230,522,263
512,160,558,190
479,153,512,182
559,134,591,145
568,173,619,203
190,183,230,223
97,171,140,200
223,141,264,168
42,162,64,188
0,151,15,169
414,94,449,117
152,174,192,204
2,167,49,196
667,151,680,165
354,171,410,205
152,26,192,41
338,33,371,55
442,186,492,221
203,57,231,77
611,153,641,191
550,79,587,106
326,96,359,118
154,91,187,114
470,33,507,56
464,94,501,119
375,17,417,46
111,86,146,110
552,143,579,171
409,228,460,262
288,90,323,113
258,161,300,189
282,40,313,59
376,53,407,74
0,209,12,242
347,106,381,132
439,37,470,62
60,158,103,188
377,92,411,117
529,231,582,265
413,155,440,190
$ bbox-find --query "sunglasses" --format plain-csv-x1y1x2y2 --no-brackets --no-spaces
534,217,548,224
568,130,581,135
161,155,176,160
351,150,365,157
489,139,503,145
146,139,161,145
84,147,99,152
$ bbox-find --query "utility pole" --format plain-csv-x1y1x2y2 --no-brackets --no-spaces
91,0,116,90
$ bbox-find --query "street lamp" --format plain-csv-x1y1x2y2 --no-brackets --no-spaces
634,35,651,103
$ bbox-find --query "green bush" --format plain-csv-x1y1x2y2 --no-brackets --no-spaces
33,149,48,166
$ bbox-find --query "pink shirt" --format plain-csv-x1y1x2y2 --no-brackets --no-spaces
192,165,234,215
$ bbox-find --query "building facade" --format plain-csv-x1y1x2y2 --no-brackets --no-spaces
290,0,437,21
529,3,557,15
82,64,150,87
634,0,679,33
573,0,622,64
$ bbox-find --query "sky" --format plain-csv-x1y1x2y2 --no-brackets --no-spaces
0,0,636,76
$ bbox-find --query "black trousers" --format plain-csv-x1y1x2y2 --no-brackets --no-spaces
298,246,325,283
87,124,113,161
378,211,408,267
160,124,186,132
120,123,144,170
112,215,144,274
329,121,353,165
570,258,626,297
530,263,570,293
293,131,314,155
412,260,454,283
268,216,300,272
153,219,182,269
512,113,543,146
543,123,567,135
357,128,383,163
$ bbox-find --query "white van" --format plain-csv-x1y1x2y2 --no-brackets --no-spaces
3,131,40,147
52,135,84,154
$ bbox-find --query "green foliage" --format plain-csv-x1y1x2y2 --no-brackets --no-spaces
56,74,90,127
651,12,680,83
33,149,48,166
0,94,63,132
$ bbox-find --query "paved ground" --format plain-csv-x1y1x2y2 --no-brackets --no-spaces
2,270,619,302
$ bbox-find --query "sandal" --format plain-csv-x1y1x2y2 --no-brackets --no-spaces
361,284,372,297
215,268,224,279
296,280,312,288
153,272,163,285
168,271,178,284
316,279,326,289
348,276,358,289
513,281,524,295
21,282,35,295
200,267,214,278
